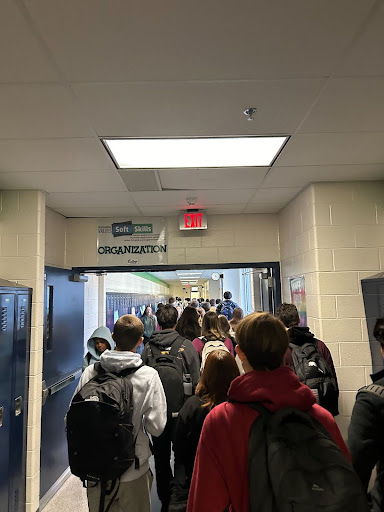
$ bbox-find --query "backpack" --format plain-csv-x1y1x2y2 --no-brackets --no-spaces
66,362,143,512
148,338,186,418
200,336,229,371
289,341,338,416
219,301,236,320
246,402,370,512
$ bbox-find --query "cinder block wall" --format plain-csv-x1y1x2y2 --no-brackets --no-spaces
0,190,45,512
279,181,384,438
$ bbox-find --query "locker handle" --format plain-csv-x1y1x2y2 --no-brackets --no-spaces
42,370,82,405
0,406,3,427
15,396,22,416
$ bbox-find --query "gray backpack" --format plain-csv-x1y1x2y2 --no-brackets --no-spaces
246,403,369,512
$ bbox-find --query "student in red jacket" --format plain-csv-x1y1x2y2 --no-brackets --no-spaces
187,313,349,512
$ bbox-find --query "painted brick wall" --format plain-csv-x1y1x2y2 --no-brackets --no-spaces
279,181,384,438
0,190,45,512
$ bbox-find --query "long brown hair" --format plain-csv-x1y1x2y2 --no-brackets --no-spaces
229,307,244,330
218,315,231,338
175,306,201,341
202,311,223,339
196,350,240,410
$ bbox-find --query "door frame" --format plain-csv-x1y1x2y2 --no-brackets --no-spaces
72,261,282,313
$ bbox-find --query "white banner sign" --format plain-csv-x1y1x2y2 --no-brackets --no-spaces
97,218,168,266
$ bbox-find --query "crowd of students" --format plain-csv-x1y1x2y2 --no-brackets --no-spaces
70,295,384,512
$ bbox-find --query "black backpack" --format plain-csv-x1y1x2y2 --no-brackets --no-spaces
247,403,370,512
66,362,143,512
148,338,185,419
289,341,338,416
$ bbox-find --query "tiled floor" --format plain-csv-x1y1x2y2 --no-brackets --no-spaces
41,458,162,512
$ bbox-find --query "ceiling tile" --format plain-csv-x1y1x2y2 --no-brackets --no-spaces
0,138,114,172
244,203,286,214
139,206,184,216
0,85,93,138
264,164,384,188
25,0,373,81
53,206,140,218
275,133,384,166
159,168,268,190
119,170,160,191
131,189,256,207
0,170,125,193
250,188,302,203
73,80,323,137
336,1,384,77
299,78,384,133
0,0,59,82
46,191,136,208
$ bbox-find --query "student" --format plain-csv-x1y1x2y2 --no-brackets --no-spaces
187,313,350,512
209,299,217,312
141,306,156,344
176,306,201,342
142,304,200,512
349,318,384,511
218,314,236,352
201,301,210,313
196,306,205,327
216,291,239,320
229,307,244,334
71,315,167,512
277,302,339,416
174,350,240,487
192,311,234,358
82,326,114,370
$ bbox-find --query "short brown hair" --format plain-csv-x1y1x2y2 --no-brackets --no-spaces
196,350,239,410
156,304,178,329
276,303,300,328
236,313,289,370
113,314,144,351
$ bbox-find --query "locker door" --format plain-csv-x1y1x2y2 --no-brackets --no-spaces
9,293,30,512
0,294,15,512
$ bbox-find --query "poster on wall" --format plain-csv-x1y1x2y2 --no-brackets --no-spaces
289,275,307,327
97,218,167,266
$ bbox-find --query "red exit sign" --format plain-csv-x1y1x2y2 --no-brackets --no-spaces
179,211,208,230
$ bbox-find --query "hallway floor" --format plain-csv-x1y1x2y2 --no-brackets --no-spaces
41,458,162,512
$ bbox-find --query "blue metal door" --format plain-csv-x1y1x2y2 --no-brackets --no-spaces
40,267,84,501
0,293,15,512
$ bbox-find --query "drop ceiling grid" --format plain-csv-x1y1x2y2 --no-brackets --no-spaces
0,0,382,217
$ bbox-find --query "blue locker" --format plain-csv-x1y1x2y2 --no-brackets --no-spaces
0,280,31,512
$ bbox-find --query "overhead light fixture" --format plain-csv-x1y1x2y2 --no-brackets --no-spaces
102,136,289,169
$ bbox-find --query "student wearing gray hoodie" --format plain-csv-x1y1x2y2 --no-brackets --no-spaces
82,326,114,371
73,315,167,512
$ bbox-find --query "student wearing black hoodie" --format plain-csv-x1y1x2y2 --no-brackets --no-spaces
141,304,200,512
349,318,384,512
277,302,339,416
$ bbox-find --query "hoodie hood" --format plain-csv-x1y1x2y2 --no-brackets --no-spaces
288,326,315,347
100,350,143,372
150,329,183,348
228,366,316,413
87,326,115,358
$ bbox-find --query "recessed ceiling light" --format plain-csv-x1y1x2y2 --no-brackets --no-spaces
102,136,289,169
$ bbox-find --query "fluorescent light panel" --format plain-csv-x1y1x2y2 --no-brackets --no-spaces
103,136,288,168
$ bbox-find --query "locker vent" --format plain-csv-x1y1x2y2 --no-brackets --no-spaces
1,307,7,331
20,306,26,329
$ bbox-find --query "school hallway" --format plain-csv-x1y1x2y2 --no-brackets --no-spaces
41,459,162,512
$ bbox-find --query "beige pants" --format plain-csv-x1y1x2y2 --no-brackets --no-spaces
87,470,153,512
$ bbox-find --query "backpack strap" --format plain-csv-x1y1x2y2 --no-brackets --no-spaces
358,384,384,399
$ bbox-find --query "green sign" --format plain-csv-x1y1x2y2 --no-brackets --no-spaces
133,224,153,234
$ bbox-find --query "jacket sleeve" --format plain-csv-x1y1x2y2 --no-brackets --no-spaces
141,372,167,437
141,343,149,364
82,354,88,371
348,393,382,491
183,340,201,390
187,415,230,512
